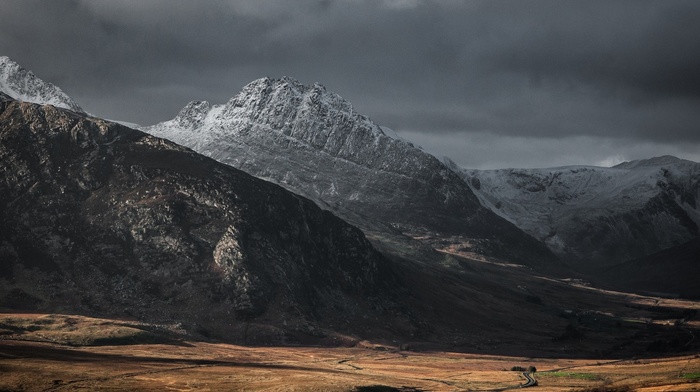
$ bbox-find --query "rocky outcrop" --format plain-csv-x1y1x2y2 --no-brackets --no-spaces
0,94,403,343
144,77,555,266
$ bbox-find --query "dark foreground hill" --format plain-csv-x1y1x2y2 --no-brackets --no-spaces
0,94,412,344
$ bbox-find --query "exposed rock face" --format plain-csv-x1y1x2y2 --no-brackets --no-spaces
0,94,402,343
458,156,700,267
0,56,84,113
143,77,555,266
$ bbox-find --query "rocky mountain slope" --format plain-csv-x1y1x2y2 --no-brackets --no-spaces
0,56,83,113
0,93,409,344
456,156,700,268
143,77,555,266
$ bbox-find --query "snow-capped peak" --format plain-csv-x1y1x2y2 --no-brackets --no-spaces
0,56,84,113
141,75,556,265
174,100,212,129
144,77,407,166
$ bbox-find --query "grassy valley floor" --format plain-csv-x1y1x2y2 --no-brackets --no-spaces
1,314,699,391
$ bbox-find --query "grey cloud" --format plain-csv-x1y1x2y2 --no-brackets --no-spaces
1,0,699,167
480,1,700,100
402,130,700,170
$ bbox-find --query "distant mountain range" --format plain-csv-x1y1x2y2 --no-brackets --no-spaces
2,55,698,298
453,156,700,268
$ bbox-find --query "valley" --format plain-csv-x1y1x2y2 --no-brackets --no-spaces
2,338,699,391
2,243,700,390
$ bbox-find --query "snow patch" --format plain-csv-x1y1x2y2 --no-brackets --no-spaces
0,56,84,113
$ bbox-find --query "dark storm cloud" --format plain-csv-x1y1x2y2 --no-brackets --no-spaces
484,1,700,100
0,0,298,119
1,0,699,167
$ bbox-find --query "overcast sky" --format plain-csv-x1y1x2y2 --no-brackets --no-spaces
2,0,700,169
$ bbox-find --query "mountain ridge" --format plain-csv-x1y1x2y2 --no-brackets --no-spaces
0,56,83,113
144,76,556,267
5,54,694,277
458,156,700,269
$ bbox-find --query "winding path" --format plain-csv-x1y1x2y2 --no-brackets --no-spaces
521,372,537,388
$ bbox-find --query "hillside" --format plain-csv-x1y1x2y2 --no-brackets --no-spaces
0,93,407,344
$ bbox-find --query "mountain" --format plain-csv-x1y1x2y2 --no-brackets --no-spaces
2,84,697,357
143,77,555,267
0,56,83,113
456,156,700,268
0,93,409,344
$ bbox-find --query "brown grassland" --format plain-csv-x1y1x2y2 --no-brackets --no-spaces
1,314,699,392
